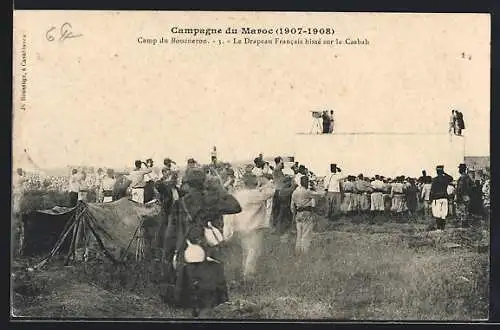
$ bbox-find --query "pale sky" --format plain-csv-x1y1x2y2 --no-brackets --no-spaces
13,12,490,170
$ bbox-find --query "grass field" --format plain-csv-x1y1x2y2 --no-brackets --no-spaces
11,213,489,321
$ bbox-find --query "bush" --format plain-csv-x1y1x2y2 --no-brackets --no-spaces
19,189,98,215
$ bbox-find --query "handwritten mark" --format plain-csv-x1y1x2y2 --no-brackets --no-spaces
46,23,83,42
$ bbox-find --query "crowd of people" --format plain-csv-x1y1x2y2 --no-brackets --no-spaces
158,154,491,317
12,153,491,239
322,165,490,225
13,167,115,196
12,153,490,239
11,150,490,317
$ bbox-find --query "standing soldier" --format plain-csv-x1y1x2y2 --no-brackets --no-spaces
100,169,116,203
370,175,386,217
449,110,458,135
128,160,153,204
430,165,453,230
96,168,105,202
12,168,25,216
455,163,474,227
69,169,80,207
390,176,407,218
329,110,335,133
321,110,331,134
143,158,157,203
446,182,456,220
211,146,218,165
291,176,317,255
324,164,344,220
162,158,176,177
420,176,433,220
405,178,419,219
223,168,236,194
482,172,490,217
456,111,466,136
231,172,276,283
12,168,26,256
356,174,371,215
78,171,89,202
270,157,285,230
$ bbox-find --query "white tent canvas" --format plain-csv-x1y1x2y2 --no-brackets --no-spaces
12,149,44,175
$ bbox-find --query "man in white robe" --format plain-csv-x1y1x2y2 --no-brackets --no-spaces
231,174,276,283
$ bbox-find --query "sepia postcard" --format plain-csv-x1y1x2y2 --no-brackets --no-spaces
11,11,490,321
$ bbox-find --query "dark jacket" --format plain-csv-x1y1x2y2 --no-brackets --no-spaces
112,175,131,201
273,168,286,190
167,187,241,309
457,112,465,129
430,173,453,201
456,173,473,202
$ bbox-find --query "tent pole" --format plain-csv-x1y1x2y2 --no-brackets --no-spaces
50,208,76,252
121,218,144,262
33,221,76,270
43,215,77,260
51,219,75,256
64,210,81,265
74,204,87,261
31,205,80,269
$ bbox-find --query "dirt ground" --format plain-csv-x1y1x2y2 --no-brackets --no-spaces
11,215,489,320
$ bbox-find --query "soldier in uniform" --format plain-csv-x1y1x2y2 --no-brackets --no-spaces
12,168,26,256
143,158,158,203
455,163,474,227
430,165,453,230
